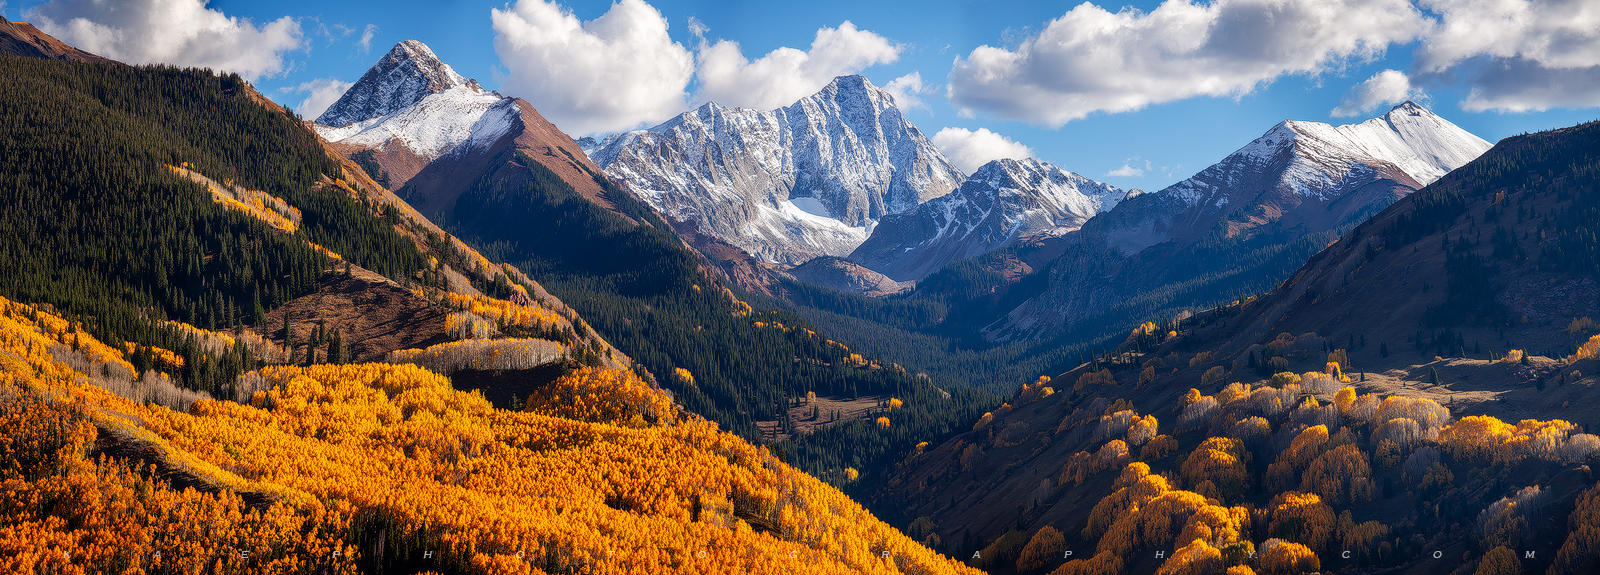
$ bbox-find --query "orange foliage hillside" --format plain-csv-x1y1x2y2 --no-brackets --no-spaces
0,296,978,574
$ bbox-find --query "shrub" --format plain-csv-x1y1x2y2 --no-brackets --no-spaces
1190,351,1216,367
1201,366,1227,387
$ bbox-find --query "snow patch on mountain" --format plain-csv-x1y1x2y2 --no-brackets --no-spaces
1166,101,1490,206
313,40,518,162
849,157,1125,281
588,75,964,265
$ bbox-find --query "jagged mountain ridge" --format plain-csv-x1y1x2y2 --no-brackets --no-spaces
979,102,1493,343
586,75,965,265
850,157,1129,282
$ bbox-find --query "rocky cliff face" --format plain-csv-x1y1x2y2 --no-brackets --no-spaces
586,75,964,265
978,102,1493,343
850,158,1127,282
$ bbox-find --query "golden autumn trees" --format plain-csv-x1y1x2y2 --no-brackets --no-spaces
1266,425,1328,492
1181,437,1251,498
1474,546,1520,575
0,297,982,575
523,366,676,427
1300,444,1374,506
1257,539,1319,575
1267,492,1335,552
1155,539,1222,575
1550,481,1600,574
1017,526,1065,572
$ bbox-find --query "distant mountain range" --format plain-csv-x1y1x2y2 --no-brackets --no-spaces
976,101,1493,343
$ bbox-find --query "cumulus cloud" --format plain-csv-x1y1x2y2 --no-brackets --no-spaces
1417,0,1600,112
359,24,377,54
27,0,303,80
491,0,695,135
1107,159,1150,178
946,0,1429,126
695,21,900,110
287,78,354,119
930,127,1034,173
883,72,928,110
1417,0,1600,72
1332,69,1422,116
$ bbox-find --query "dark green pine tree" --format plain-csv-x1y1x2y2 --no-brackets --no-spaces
1381,342,1390,358
329,329,344,365
1429,367,1440,385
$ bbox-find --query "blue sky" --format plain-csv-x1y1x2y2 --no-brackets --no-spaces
10,0,1599,192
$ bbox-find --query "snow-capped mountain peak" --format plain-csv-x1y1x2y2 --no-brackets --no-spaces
312,40,517,172
1164,101,1491,206
587,74,965,265
849,157,1125,281
317,40,482,128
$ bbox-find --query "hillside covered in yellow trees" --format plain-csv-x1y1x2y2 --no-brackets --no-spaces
0,295,977,574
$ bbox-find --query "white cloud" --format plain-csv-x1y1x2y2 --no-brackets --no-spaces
1332,69,1422,116
27,0,303,81
883,72,928,110
1107,159,1149,178
287,78,354,120
947,0,1428,126
1416,0,1600,113
695,21,900,110
359,24,377,54
491,0,695,135
930,127,1033,173
1417,0,1600,72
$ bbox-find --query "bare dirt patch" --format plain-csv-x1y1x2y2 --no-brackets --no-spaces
756,394,890,443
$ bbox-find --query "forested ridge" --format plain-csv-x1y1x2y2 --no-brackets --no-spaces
448,151,1000,489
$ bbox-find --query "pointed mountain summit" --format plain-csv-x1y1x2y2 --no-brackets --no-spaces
311,39,619,227
316,40,480,128
851,157,1127,281
971,104,1493,344
313,40,516,187
588,74,965,265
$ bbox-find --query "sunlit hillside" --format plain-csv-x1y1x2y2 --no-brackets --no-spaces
0,295,978,574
